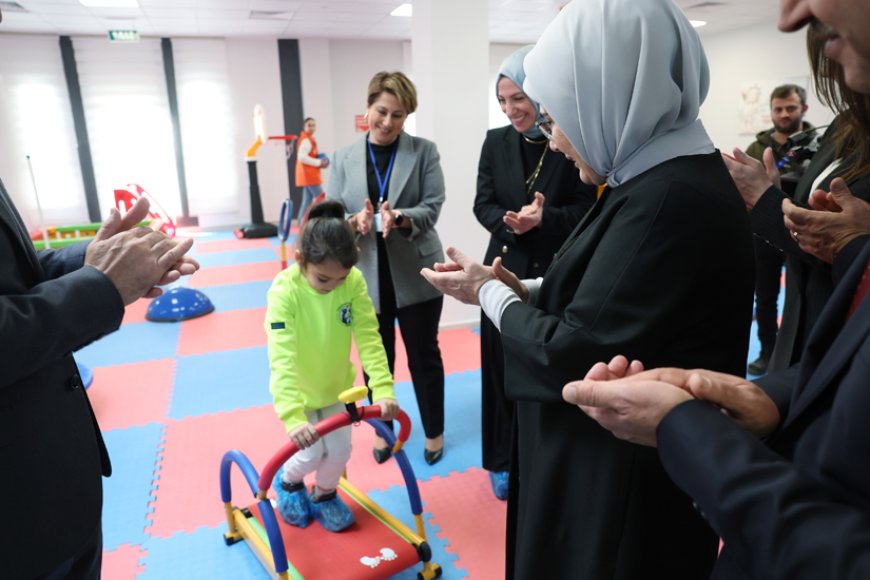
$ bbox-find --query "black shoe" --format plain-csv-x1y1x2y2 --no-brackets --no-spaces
372,446,392,464
748,353,770,375
423,447,443,465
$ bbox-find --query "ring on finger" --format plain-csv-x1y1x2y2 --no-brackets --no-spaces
791,230,800,240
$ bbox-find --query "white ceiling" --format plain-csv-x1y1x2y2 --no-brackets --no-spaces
0,0,779,43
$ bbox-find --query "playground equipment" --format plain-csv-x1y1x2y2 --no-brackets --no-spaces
30,184,177,250
146,286,215,322
235,104,297,239
220,386,442,580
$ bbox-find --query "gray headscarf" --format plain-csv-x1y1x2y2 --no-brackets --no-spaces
497,45,545,139
523,0,715,187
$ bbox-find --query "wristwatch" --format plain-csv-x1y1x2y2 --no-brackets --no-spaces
394,211,406,226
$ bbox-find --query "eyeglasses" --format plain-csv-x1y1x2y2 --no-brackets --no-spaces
536,118,554,140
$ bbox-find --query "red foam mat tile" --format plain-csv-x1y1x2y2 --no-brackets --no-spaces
350,327,480,384
419,467,506,579
102,543,146,580
149,405,289,538
193,238,273,254
176,307,267,356
90,359,175,431
122,297,151,325
188,261,282,289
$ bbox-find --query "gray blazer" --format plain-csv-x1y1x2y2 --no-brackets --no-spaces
328,132,446,311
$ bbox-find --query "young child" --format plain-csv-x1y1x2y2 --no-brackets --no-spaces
265,200,399,532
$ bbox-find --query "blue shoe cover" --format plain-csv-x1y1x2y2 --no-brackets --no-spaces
309,491,355,532
489,471,509,500
273,472,311,528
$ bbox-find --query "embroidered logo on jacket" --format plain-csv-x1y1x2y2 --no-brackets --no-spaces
339,303,352,326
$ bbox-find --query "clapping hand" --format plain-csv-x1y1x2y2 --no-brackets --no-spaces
85,197,199,305
504,192,545,234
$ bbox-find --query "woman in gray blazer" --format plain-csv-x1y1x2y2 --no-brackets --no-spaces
328,71,447,465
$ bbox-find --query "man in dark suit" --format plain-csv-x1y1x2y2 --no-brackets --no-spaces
0,172,198,577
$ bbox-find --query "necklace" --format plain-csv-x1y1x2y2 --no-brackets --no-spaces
522,134,548,145
525,144,548,196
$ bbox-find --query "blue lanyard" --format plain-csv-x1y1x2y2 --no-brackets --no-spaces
367,135,398,205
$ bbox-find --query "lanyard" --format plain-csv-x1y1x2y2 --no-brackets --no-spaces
367,135,398,205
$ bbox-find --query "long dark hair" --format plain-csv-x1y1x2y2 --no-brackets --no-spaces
298,200,358,269
807,24,870,182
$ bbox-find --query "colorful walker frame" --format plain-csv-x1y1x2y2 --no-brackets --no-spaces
220,388,442,580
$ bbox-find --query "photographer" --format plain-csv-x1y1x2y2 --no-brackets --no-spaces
742,84,818,375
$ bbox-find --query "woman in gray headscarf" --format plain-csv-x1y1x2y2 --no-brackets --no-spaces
424,0,755,577
473,45,596,500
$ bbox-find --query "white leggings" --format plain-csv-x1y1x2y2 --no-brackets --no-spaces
279,402,352,491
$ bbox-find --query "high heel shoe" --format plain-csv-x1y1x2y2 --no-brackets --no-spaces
372,446,392,464
423,447,443,465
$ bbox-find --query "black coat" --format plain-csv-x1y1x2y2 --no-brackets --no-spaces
659,236,870,579
474,126,596,277
499,153,755,579
0,179,117,578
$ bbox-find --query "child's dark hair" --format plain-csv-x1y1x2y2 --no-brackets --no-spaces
298,200,359,269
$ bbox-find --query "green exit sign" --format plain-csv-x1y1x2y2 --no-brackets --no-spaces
108,29,140,42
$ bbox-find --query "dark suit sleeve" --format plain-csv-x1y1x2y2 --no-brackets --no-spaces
756,363,800,420
0,237,123,389
658,400,870,580
833,235,870,285
473,134,514,244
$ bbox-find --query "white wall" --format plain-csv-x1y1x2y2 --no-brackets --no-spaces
699,23,836,154
224,38,289,228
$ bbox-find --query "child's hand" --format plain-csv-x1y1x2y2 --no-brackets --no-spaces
376,398,399,421
288,423,320,449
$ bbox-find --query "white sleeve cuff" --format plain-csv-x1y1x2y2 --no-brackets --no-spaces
479,280,522,331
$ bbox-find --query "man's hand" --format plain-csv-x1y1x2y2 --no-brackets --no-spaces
84,197,196,305
721,147,780,209
683,370,780,438
783,178,870,263
420,247,495,305
583,355,645,381
504,192,544,234
351,199,375,236
375,398,399,421
563,363,781,444
562,376,693,447
288,422,320,450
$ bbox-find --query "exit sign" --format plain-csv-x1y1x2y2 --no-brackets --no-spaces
108,29,140,42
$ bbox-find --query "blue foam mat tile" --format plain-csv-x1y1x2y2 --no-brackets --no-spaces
392,370,483,482
194,247,279,268
102,423,166,551
365,485,465,580
197,280,271,312
76,321,181,367
138,524,266,580
170,346,272,419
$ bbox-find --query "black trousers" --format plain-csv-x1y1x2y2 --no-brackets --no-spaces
371,276,445,439
39,522,102,580
754,238,783,353
480,312,513,472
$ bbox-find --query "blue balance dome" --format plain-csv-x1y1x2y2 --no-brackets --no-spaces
146,287,215,322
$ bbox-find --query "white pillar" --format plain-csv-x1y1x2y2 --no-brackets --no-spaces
412,0,490,328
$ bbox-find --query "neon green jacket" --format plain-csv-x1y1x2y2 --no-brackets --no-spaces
265,264,394,432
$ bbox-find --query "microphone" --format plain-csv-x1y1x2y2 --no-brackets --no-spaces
775,124,829,171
